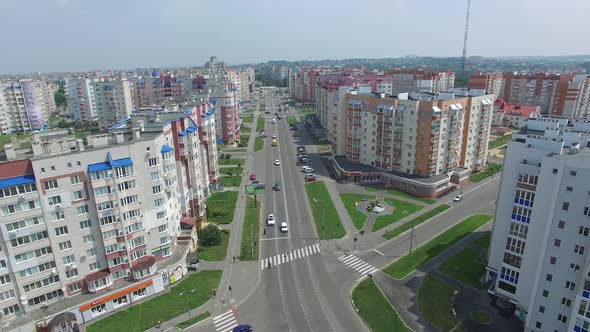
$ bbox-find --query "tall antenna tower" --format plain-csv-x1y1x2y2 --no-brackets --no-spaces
461,0,472,77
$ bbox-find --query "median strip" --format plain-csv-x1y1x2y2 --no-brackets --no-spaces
305,181,345,239
382,204,450,240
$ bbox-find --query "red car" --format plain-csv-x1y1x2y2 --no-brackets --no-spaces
305,174,316,182
249,174,256,181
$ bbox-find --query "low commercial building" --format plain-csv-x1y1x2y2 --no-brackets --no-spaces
493,99,541,128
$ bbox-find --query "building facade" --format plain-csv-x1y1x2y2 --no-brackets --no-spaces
67,78,97,123
493,99,541,128
486,117,590,332
0,80,55,133
92,80,133,130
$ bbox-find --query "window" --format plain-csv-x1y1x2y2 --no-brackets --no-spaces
153,185,162,194
506,237,525,255
585,207,590,216
509,222,528,239
566,281,576,291
122,209,140,221
554,239,561,247
55,226,68,236
0,290,15,302
158,224,168,232
3,304,19,316
115,165,134,179
511,206,532,223
6,216,42,231
93,186,112,196
558,220,566,229
570,170,577,176
125,222,143,234
546,274,553,282
503,253,522,268
0,183,36,198
151,171,160,181
47,195,62,206
500,267,519,284
51,166,56,172
62,255,75,265
40,168,45,174
132,287,147,298
162,150,173,160
97,201,114,211
570,263,581,272
498,281,516,294
543,289,549,297
89,262,100,271
10,231,48,247
575,245,585,255
553,168,558,174
148,157,158,167
562,202,570,211
562,297,572,307
90,303,106,316
67,162,72,169
90,170,110,181
558,314,567,324
72,190,83,200
70,175,82,184
580,226,590,236
77,161,81,167
0,275,11,285
86,248,96,257
112,295,128,307
23,275,60,293
539,306,545,313
117,180,136,191
79,219,92,230
160,236,170,245
154,198,163,207
550,256,557,265
59,241,72,251
68,282,82,293
566,186,573,192
157,211,166,220
14,247,52,263
44,179,58,190
83,234,95,244
120,195,138,207
535,321,542,329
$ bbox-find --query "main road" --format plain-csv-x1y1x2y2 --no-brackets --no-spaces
191,88,501,332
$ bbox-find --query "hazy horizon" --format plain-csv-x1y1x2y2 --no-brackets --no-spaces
1,0,589,74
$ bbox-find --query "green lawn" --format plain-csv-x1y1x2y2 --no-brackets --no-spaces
470,311,492,325
223,148,247,152
339,193,376,229
198,230,230,261
386,188,436,204
305,181,345,239
419,274,462,332
256,117,266,131
437,248,485,289
474,232,491,251
207,191,239,224
311,137,331,145
470,163,502,182
383,204,450,240
352,279,411,332
219,176,242,187
241,116,254,123
87,271,222,332
219,167,243,176
488,134,512,149
254,137,264,152
219,158,244,166
0,132,32,149
372,199,424,232
238,135,250,147
176,311,211,329
287,116,298,125
74,130,85,140
383,214,493,279
365,187,381,192
240,196,260,261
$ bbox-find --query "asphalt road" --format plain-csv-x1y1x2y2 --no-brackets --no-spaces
190,88,501,332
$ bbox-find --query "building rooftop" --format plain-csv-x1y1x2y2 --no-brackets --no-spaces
494,99,540,117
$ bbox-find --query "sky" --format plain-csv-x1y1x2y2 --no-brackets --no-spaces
0,0,589,74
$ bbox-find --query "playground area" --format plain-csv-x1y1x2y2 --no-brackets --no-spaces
355,198,395,216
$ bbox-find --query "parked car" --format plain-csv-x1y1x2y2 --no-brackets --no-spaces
305,174,317,182
453,194,463,202
303,167,315,173
220,153,226,159
233,325,253,332
267,214,275,226
225,154,231,159
249,174,256,181
300,157,310,163
252,180,259,184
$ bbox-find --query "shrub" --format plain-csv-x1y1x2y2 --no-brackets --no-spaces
198,224,223,247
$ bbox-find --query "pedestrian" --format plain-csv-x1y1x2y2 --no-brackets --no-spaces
157,320,161,329
264,228,266,235
268,261,271,269
232,256,236,263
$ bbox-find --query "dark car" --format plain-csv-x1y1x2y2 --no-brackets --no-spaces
220,153,226,159
225,154,231,159
273,181,282,191
233,325,253,332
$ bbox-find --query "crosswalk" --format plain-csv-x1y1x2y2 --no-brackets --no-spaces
260,243,321,270
338,254,379,279
213,308,238,332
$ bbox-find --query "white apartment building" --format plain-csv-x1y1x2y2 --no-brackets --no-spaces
0,104,217,330
67,78,98,123
487,117,590,332
92,80,133,129
0,80,54,133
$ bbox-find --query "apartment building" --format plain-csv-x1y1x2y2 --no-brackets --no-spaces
469,73,505,97
67,78,97,123
0,80,55,133
486,117,590,332
92,79,133,130
329,88,493,197
552,74,590,119
0,104,217,330
389,69,455,96
493,99,541,128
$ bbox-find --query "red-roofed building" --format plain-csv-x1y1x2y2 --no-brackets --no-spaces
493,99,541,128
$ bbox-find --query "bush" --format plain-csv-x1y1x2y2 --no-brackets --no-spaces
198,224,223,247
208,208,228,218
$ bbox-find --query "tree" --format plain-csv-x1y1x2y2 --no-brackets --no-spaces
198,224,222,247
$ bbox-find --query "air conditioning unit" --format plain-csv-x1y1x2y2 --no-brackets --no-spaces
117,230,124,236
116,218,121,222
121,245,126,250
50,268,57,275
107,171,113,177
40,302,48,308
80,255,86,260
114,203,118,208
18,195,25,202
65,265,71,271
54,205,62,212
71,263,77,269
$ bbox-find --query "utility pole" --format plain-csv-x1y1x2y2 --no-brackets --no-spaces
250,224,254,258
322,201,325,240
409,226,415,254
461,0,472,77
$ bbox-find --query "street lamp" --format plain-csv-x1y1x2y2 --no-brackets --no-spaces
313,198,325,239
179,289,196,318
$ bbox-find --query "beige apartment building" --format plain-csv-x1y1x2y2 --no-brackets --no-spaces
91,79,133,130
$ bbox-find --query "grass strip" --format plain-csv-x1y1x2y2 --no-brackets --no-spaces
198,230,230,261
469,163,502,182
207,191,238,224
352,278,411,332
305,181,345,239
176,311,211,329
240,196,260,260
383,204,450,240
372,199,423,232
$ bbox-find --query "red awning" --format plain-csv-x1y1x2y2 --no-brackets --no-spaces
180,216,195,226
85,270,110,283
131,256,156,272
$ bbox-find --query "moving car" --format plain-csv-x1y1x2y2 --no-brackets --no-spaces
267,214,275,226
280,222,288,233
233,325,253,332
273,181,282,191
271,119,276,124
272,139,278,146
274,159,281,166
453,194,463,202
271,134,276,139
249,174,256,181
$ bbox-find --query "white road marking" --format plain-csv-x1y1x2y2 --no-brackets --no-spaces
372,248,384,256
259,244,321,270
213,310,238,332
260,236,291,241
338,255,380,277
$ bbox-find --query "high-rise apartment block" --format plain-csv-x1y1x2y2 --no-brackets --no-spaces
91,79,133,130
327,88,493,197
67,78,97,123
0,80,55,133
486,117,590,332
389,68,455,96
0,103,218,330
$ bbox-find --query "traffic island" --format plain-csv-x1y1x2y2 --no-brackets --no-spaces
305,181,345,239
352,278,411,332
469,311,492,325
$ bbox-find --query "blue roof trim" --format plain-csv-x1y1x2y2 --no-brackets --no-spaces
0,175,36,189
161,145,174,153
349,99,363,105
178,130,187,137
216,139,224,144
111,158,133,168
186,127,197,133
88,162,111,172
